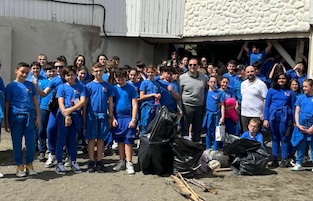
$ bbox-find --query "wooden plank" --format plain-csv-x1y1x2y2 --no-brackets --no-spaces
272,40,296,68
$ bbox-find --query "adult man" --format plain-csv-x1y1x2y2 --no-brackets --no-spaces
240,66,268,132
179,58,207,142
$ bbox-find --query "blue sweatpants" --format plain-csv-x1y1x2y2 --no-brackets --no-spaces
47,110,58,155
38,109,50,153
10,115,36,165
294,134,313,165
56,114,79,163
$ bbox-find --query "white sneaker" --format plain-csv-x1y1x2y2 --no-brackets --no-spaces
16,165,27,177
126,161,135,174
291,163,303,171
0,172,4,178
71,161,82,173
45,153,56,168
55,163,66,175
112,141,118,150
64,156,72,167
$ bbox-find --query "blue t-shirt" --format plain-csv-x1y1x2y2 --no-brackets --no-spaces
241,131,264,144
48,76,66,91
27,69,47,80
222,73,238,88
0,77,5,92
38,78,54,110
295,94,313,117
158,79,179,111
86,81,114,113
206,90,226,112
219,88,235,100
249,50,267,68
139,80,161,104
113,83,138,115
56,83,86,111
127,81,141,94
5,81,37,112
102,73,109,82
233,78,246,105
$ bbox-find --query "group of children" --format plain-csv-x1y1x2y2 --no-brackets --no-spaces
1,52,313,178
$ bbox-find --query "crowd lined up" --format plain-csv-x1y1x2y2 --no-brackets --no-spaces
0,40,312,178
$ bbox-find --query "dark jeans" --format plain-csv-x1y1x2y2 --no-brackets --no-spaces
181,104,204,142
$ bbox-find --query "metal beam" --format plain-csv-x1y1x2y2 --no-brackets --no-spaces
272,40,296,68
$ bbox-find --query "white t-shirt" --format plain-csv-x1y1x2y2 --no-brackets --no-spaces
241,78,268,117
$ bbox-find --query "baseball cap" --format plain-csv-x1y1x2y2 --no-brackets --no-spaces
236,64,246,71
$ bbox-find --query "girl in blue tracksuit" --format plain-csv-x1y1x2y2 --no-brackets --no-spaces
218,76,238,136
202,76,225,150
263,72,296,168
55,66,86,175
139,66,161,136
290,79,313,171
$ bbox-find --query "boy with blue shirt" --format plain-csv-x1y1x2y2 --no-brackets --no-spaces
157,66,180,112
241,118,264,144
5,62,40,177
85,63,114,173
37,64,56,161
55,66,86,175
222,60,238,88
112,68,138,174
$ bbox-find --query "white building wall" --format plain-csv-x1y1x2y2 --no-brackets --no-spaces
0,17,155,85
184,0,310,38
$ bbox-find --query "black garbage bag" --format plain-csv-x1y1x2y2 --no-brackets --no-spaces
146,106,180,142
172,136,206,177
223,138,261,157
230,148,269,175
138,135,173,175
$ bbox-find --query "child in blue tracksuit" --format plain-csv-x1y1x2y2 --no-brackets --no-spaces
85,63,114,173
5,62,40,177
139,65,161,136
291,79,313,171
219,76,238,136
263,72,296,168
54,66,86,175
36,64,56,161
34,57,67,168
202,76,225,150
112,68,138,174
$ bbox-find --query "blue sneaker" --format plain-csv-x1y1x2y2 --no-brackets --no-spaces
55,163,66,175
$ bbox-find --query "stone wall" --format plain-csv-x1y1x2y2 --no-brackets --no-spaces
184,0,310,37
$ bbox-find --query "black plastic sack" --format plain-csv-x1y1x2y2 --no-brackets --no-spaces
146,106,180,142
172,136,205,177
230,148,268,175
138,135,173,175
223,138,261,157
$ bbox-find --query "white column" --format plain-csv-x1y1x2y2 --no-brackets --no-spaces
308,28,313,79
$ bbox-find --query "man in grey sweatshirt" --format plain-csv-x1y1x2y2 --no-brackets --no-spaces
179,58,207,142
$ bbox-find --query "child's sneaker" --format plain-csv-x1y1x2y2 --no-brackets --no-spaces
55,163,66,175
126,161,135,175
71,161,82,173
0,172,4,178
291,163,303,171
87,161,96,173
96,160,106,173
37,153,46,162
112,141,119,150
45,153,56,168
113,159,126,171
16,165,26,177
64,156,72,167
26,163,37,175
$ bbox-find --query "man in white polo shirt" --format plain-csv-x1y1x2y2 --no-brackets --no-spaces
241,66,268,132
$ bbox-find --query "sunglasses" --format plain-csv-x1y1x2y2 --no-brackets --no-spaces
55,66,64,69
188,64,197,67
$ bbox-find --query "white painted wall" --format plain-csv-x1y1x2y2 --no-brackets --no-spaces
184,0,310,37
0,17,155,85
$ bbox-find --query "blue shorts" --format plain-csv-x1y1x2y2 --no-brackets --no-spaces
85,112,110,140
113,115,136,144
